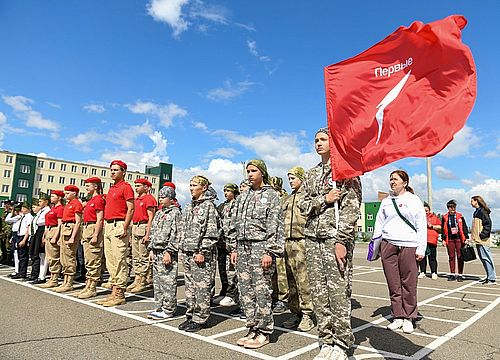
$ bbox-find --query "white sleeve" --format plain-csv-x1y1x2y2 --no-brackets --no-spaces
372,200,386,239
413,197,427,256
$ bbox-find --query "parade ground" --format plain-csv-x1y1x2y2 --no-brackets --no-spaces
1,244,499,360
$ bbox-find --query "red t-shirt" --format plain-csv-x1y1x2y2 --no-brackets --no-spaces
104,180,134,220
426,213,441,246
62,198,84,222
132,193,157,223
83,195,106,223
45,204,64,226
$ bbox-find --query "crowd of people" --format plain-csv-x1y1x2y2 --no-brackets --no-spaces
0,128,496,360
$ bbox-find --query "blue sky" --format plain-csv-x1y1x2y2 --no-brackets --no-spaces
0,0,499,225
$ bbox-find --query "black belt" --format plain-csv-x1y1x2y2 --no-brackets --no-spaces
62,221,75,224
83,221,96,226
106,219,125,223
133,221,148,225
46,225,57,229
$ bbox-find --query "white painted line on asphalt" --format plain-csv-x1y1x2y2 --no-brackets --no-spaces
353,294,387,301
207,327,248,339
419,303,480,313
411,295,500,359
443,295,491,304
126,309,155,314
351,344,414,360
419,316,463,324
458,289,500,296
354,269,382,276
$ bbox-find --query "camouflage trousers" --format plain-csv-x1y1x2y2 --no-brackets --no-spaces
236,241,275,335
183,251,215,324
285,239,314,316
272,256,289,303
305,237,354,349
152,250,178,315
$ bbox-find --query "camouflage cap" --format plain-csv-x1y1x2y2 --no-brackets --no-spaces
269,176,283,190
287,166,305,181
223,183,239,194
31,198,40,206
21,201,31,209
38,192,50,201
246,159,270,184
191,175,211,187
159,186,176,200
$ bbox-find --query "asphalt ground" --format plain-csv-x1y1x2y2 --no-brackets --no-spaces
1,244,499,360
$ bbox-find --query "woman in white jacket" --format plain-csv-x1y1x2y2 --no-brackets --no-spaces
373,170,426,334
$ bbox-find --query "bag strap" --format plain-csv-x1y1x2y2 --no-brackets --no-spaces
391,198,417,232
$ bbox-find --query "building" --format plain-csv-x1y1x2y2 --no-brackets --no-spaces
0,150,173,204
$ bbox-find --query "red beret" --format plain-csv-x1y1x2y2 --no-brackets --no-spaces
110,159,127,170
134,178,152,187
163,181,176,190
51,190,65,198
64,185,80,193
84,177,102,183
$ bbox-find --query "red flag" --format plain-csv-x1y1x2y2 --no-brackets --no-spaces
324,15,476,180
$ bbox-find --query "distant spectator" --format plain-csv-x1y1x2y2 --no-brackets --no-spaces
442,200,469,282
418,202,441,280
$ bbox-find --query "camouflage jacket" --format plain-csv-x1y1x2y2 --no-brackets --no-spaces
148,205,182,254
227,185,284,257
282,187,306,240
299,161,362,246
181,191,220,255
217,199,237,251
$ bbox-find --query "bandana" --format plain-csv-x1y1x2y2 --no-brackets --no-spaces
287,166,305,181
159,186,176,200
246,159,270,185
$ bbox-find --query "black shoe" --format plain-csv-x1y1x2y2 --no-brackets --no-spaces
22,276,33,282
447,275,456,281
272,301,288,314
480,278,488,284
8,273,18,278
11,274,26,280
184,321,203,333
229,307,244,317
457,275,464,282
31,278,46,285
178,318,192,331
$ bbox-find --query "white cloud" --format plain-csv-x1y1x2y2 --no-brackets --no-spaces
83,104,106,113
205,80,254,101
206,147,240,158
247,39,271,62
189,2,228,24
0,111,6,146
46,102,61,109
235,23,255,32
438,125,480,158
2,95,59,132
126,101,187,127
193,121,208,131
147,0,190,38
434,166,457,180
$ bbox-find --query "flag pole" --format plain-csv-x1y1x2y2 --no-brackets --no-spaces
427,157,433,210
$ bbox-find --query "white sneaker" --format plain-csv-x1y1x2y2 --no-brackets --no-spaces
387,318,404,330
313,344,334,360
330,345,348,360
219,296,237,307
402,319,414,334
431,273,438,280
418,272,426,279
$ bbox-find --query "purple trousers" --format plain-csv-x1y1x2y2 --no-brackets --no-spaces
381,240,418,320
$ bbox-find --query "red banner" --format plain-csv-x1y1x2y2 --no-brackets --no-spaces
324,15,476,180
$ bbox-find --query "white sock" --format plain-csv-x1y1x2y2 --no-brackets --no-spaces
14,250,19,273
39,253,48,280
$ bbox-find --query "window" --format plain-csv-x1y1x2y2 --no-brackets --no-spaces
1,185,8,193
70,178,76,185
128,174,132,180
3,170,11,178
101,169,107,177
152,178,156,184
91,168,97,175
367,226,374,232
102,183,106,189
37,174,43,181
60,164,66,171
16,194,27,202
34,188,41,196
59,177,65,184
150,188,155,195
357,226,362,232
38,160,44,168
48,175,54,183
145,176,149,180
20,164,31,173
49,162,56,170
80,179,86,186
367,214,373,221
82,167,87,174
136,175,140,180
6,155,13,163
358,213,362,220
71,165,78,173
18,179,29,188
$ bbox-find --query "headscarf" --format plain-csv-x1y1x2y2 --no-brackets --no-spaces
224,183,240,196
269,176,283,191
159,186,176,200
246,159,270,185
287,166,305,181
191,175,211,187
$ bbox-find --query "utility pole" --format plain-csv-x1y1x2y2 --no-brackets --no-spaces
427,157,433,210
241,161,246,179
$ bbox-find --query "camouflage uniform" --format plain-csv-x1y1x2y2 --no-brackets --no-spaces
181,189,220,325
216,198,238,299
0,211,13,263
282,185,314,317
299,160,361,350
228,185,284,335
148,204,183,316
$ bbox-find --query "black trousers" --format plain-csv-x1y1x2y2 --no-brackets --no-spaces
17,234,29,277
419,244,438,274
29,226,45,278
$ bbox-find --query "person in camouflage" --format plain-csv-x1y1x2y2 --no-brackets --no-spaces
147,185,182,320
299,128,362,360
0,200,14,265
281,166,315,332
178,175,220,333
214,183,240,307
228,160,284,349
